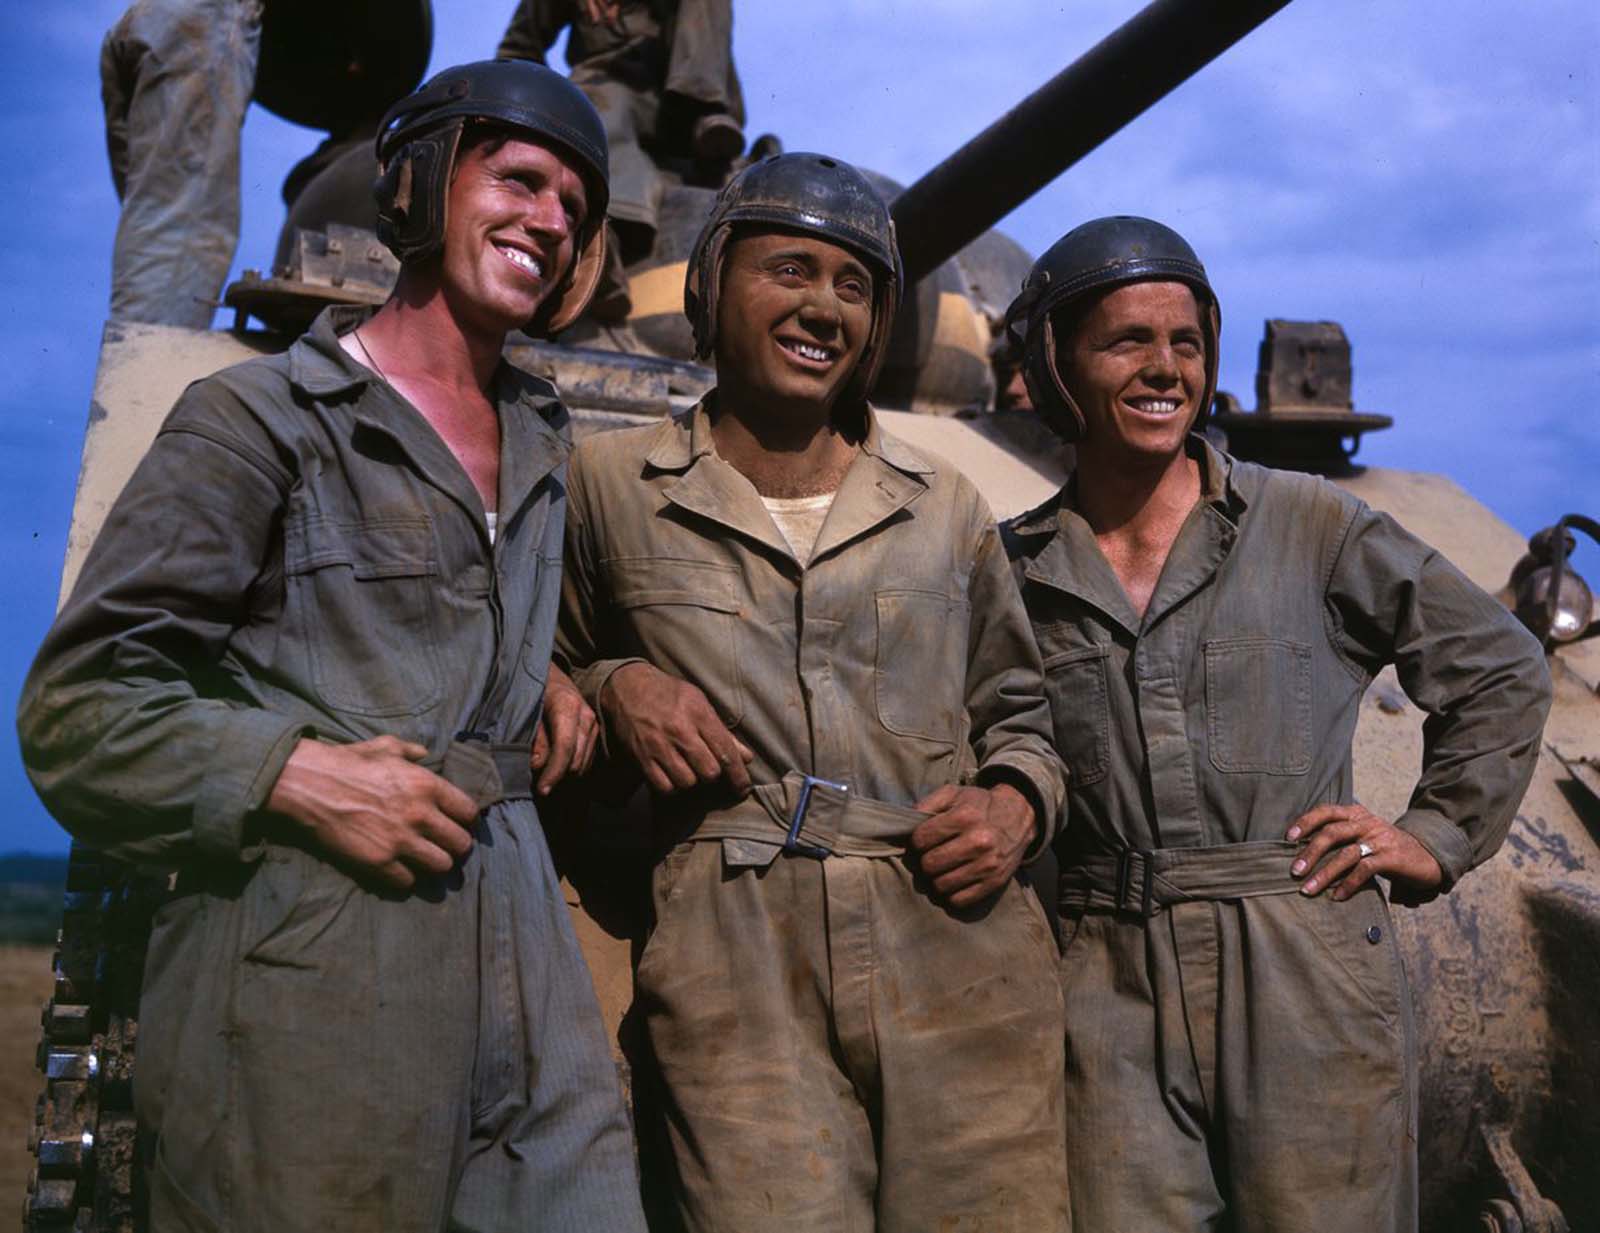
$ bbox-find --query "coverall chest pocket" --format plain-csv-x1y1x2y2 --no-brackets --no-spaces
1205,636,1313,773
874,588,971,744
284,514,441,717
607,557,745,726
1041,645,1110,786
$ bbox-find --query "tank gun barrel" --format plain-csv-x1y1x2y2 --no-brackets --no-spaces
891,0,1292,285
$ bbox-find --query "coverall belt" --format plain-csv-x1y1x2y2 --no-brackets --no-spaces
1061,839,1304,916
437,739,535,808
689,772,922,857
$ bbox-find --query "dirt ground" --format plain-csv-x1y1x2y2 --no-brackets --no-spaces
1,945,54,1221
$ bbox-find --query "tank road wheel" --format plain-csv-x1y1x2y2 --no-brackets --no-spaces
25,844,163,1233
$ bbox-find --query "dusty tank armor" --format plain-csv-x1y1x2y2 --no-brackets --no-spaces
26,1,1598,1229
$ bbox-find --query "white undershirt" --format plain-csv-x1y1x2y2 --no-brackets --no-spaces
485,510,499,544
762,492,836,566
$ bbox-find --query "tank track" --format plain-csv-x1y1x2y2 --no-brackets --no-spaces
24,845,163,1233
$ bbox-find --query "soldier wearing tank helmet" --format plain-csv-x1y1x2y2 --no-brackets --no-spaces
19,60,647,1231
1000,216,1552,1231
556,152,1071,1229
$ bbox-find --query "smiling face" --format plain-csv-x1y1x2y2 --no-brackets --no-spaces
712,229,875,414
436,131,588,336
1057,280,1208,465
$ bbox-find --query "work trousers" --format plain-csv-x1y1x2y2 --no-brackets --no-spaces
565,0,743,235
570,63,662,236
101,0,259,327
1060,880,1418,1231
135,801,646,1232
635,840,1071,1232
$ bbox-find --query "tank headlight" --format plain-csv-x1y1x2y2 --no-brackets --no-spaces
1518,565,1593,643
1508,515,1600,647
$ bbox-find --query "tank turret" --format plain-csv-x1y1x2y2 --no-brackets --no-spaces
229,0,1292,416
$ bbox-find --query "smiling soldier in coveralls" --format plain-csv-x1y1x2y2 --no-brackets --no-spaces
20,60,648,1233
558,152,1072,1231
1001,215,1551,1232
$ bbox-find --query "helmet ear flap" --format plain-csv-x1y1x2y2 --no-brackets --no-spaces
844,218,901,408
373,121,463,264
844,251,899,409
533,220,609,334
373,156,413,232
685,224,731,361
1195,296,1222,431
1022,310,1086,443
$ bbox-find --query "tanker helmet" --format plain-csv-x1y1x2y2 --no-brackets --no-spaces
685,152,903,408
1003,216,1220,442
373,59,610,332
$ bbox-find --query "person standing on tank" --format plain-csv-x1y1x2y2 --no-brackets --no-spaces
1000,215,1552,1231
98,0,432,329
498,0,746,258
556,152,1071,1231
19,60,646,1232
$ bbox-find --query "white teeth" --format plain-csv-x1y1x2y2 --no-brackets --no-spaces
785,340,833,362
498,245,542,278
1134,398,1179,413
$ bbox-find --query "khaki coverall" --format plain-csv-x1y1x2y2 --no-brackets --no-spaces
18,307,645,1232
1002,439,1551,1232
558,400,1071,1232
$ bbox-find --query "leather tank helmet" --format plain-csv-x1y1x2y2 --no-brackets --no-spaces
1003,216,1220,442
685,152,904,409
373,59,610,333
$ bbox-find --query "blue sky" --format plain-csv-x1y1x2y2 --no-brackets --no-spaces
2,2,1597,853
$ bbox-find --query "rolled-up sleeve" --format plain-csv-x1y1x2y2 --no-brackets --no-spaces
1324,503,1552,889
17,384,308,866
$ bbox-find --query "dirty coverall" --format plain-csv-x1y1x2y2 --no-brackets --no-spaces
557,400,1070,1232
101,0,261,327
499,0,743,239
17,306,645,1233
1002,438,1551,1232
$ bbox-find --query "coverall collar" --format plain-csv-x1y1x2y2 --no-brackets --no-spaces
643,394,934,566
290,306,570,535
1020,435,1248,635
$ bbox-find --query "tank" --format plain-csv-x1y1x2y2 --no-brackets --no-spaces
22,1,1600,1229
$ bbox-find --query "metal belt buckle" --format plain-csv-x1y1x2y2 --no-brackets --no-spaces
785,775,848,859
